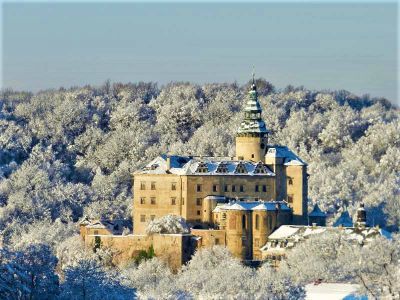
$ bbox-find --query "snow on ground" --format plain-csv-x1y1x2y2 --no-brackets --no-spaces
305,283,367,300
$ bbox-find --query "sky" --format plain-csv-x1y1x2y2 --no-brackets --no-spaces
1,1,399,104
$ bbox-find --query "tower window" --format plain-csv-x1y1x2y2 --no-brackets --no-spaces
171,197,176,205
140,215,146,222
140,197,145,204
151,182,156,190
240,185,244,192
213,184,218,192
255,185,259,192
232,185,236,192
196,198,202,206
196,184,202,192
171,182,177,190
151,197,156,205
197,210,201,216
287,195,293,203
262,185,267,192
140,182,146,190
288,178,293,185
251,154,255,158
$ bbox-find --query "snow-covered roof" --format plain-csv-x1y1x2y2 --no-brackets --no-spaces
305,283,363,300
309,204,326,218
333,211,353,227
265,146,307,166
261,224,391,254
136,155,275,176
213,200,291,212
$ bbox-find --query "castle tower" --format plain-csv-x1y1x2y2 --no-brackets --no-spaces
235,77,269,162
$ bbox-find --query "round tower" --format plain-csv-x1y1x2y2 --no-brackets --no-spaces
236,77,269,162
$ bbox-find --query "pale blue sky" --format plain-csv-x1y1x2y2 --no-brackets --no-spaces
1,1,398,104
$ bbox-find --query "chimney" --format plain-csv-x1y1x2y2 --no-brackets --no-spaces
166,156,171,171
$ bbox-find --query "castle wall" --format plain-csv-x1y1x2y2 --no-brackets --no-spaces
83,233,194,271
185,175,275,223
286,165,308,224
133,174,183,234
191,229,227,248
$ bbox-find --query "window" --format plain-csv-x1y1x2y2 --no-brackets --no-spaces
196,198,202,206
262,185,267,192
216,163,228,173
140,182,146,190
287,195,293,203
196,162,209,173
151,197,156,205
255,214,260,230
151,182,156,190
288,178,293,185
251,154,254,158
171,197,176,205
171,182,177,190
94,230,99,235
254,162,267,174
140,215,146,222
182,197,185,205
235,163,247,174
255,185,259,192
254,238,260,247
215,238,220,245
140,197,145,204
232,185,236,192
242,215,246,229
196,184,202,192
238,156,244,160
150,215,156,221
224,185,228,192
222,213,227,220
240,185,244,192
197,210,201,216
213,184,218,192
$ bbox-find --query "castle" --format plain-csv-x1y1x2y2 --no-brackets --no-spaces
80,79,315,268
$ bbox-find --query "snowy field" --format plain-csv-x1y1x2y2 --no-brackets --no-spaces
306,283,367,300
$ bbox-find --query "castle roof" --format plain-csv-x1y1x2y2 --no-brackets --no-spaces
136,154,275,176
213,200,291,212
265,146,307,166
237,82,269,136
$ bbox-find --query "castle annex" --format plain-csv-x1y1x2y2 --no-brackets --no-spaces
80,79,312,267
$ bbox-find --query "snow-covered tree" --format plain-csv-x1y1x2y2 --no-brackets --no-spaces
146,215,190,235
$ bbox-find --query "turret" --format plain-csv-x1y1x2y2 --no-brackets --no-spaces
235,76,269,162
355,203,367,228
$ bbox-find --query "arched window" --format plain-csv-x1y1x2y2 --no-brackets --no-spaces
255,214,259,230
242,215,246,229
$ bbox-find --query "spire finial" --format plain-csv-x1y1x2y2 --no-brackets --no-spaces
251,66,256,91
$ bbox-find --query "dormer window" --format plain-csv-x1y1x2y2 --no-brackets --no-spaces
196,162,209,173
254,162,267,174
216,163,228,173
235,162,247,174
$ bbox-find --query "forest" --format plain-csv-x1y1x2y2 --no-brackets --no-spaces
0,79,399,298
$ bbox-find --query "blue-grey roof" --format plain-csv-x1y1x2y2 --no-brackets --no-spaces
136,155,275,176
